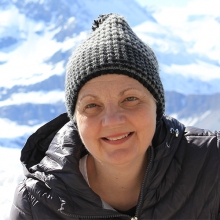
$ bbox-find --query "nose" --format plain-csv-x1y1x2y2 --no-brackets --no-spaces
102,104,125,127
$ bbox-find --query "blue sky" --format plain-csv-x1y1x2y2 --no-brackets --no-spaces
136,0,193,7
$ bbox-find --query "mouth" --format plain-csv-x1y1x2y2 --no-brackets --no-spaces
102,132,134,141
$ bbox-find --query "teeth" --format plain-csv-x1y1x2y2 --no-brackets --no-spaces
106,133,129,141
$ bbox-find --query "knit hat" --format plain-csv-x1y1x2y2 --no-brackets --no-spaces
65,13,165,120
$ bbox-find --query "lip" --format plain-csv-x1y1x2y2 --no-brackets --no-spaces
101,132,134,145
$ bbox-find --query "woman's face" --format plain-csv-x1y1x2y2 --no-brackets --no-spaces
75,74,157,166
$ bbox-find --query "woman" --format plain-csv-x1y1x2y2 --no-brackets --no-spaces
10,13,220,220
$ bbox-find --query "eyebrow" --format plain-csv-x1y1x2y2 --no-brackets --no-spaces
79,94,98,102
79,87,142,102
119,87,142,96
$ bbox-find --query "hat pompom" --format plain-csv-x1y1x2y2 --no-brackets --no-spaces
92,14,112,31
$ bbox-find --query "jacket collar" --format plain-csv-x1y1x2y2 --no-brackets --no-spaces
22,115,113,216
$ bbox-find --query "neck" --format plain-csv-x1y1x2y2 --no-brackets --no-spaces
87,154,148,210
91,155,147,187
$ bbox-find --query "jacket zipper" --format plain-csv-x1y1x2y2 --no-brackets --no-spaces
133,146,154,219
60,147,154,220
60,209,131,219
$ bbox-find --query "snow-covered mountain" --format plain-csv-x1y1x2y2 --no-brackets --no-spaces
0,0,220,149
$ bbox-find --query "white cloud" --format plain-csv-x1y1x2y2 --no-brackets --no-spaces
187,0,220,16
152,0,220,62
154,0,220,25
161,61,220,81
0,90,64,107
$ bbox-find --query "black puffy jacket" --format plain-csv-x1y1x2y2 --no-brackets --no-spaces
10,113,220,220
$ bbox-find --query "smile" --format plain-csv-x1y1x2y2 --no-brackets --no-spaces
102,132,133,142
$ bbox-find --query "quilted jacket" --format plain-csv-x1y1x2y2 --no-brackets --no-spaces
10,113,220,219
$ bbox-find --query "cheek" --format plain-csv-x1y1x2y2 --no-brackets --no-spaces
135,109,156,137
138,117,156,135
75,115,88,142
76,115,98,145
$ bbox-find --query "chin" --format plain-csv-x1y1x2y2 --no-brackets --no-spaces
102,148,142,166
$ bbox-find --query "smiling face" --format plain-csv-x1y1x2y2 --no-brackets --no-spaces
75,74,157,166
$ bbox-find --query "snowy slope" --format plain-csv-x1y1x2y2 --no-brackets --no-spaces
165,91,220,131
1,0,219,91
0,147,23,220
133,14,220,94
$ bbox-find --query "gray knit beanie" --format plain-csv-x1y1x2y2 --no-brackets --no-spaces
65,13,165,120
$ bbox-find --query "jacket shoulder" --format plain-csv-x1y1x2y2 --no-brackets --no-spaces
162,115,220,150
10,180,33,220
185,126,217,137
185,126,220,149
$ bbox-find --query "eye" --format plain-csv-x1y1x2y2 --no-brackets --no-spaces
124,97,137,102
85,103,98,109
121,96,140,107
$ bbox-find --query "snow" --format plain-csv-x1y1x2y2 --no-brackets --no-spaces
0,147,23,220
161,61,220,81
0,27,64,87
172,110,211,126
79,0,155,26
132,1,220,95
0,120,44,219
153,0,220,25
1,0,219,91
199,110,211,120
0,5,87,89
0,6,25,37
0,13,63,87
0,90,64,107
133,21,177,53
179,116,199,126
152,0,220,62
61,31,88,52
0,118,43,138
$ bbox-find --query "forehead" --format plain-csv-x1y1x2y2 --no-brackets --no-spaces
77,74,153,101
80,74,144,91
